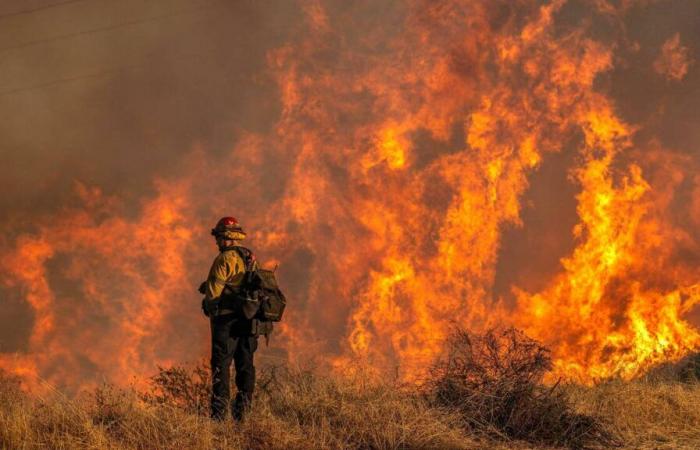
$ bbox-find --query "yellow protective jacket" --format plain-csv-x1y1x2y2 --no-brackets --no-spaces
204,248,247,316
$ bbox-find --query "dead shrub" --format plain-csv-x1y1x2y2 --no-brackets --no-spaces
92,383,138,430
426,327,620,449
643,352,700,383
676,353,700,381
141,362,210,416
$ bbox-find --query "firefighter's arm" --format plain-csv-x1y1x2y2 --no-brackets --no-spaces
201,255,234,317
205,256,232,301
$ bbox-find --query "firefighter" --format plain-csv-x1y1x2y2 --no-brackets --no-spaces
200,216,258,421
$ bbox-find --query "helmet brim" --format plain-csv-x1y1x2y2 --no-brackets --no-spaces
212,229,247,240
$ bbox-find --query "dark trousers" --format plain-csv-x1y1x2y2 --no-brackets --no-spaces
210,314,258,420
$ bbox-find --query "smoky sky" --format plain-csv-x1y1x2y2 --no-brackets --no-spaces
0,0,300,226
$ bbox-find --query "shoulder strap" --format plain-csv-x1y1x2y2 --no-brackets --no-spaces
220,245,256,272
232,246,256,272
220,246,257,289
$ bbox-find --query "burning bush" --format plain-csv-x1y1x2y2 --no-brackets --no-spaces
426,327,620,449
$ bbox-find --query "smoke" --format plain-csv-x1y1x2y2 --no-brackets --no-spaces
0,0,298,226
1,0,699,389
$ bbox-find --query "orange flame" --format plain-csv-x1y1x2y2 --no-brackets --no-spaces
1,0,699,389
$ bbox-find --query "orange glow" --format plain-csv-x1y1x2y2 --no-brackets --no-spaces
1,1,699,389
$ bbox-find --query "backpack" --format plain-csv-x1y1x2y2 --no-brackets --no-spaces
232,246,286,323
250,268,286,322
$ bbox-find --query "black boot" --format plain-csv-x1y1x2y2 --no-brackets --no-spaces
231,391,253,422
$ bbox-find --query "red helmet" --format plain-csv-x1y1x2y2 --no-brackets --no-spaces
211,216,246,239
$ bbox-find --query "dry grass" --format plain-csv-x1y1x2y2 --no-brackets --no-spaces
1,339,699,449
567,379,700,450
0,366,497,450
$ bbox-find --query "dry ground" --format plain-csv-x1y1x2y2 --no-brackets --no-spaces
2,330,698,449
1,366,699,450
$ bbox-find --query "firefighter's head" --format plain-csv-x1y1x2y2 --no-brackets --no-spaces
211,216,246,249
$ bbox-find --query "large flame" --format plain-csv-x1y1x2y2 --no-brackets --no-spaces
1,0,699,389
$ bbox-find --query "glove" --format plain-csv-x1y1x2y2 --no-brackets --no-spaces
201,298,218,317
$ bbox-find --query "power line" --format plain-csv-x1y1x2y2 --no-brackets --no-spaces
0,1,231,98
0,2,220,54
0,51,221,98
0,0,89,21
0,64,143,97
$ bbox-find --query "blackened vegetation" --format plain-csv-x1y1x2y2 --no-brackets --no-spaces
426,328,621,449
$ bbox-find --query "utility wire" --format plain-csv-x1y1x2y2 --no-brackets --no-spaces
0,0,89,21
0,1,220,54
0,1,229,97
0,51,223,98
0,63,144,97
